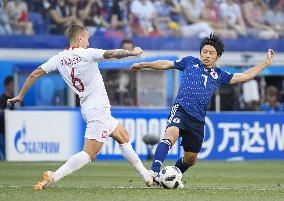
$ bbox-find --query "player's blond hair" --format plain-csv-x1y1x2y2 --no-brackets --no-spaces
65,24,87,42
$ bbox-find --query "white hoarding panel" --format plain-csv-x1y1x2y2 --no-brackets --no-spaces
5,110,77,161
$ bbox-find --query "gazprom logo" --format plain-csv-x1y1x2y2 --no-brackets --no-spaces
14,123,60,154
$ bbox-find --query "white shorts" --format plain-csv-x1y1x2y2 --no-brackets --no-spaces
82,108,118,143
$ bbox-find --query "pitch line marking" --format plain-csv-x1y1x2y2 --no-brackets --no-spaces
0,185,282,192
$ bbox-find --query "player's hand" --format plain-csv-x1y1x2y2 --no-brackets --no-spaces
7,96,23,107
133,47,143,56
131,63,144,71
264,49,274,65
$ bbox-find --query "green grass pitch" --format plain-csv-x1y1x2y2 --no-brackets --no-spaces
0,160,283,201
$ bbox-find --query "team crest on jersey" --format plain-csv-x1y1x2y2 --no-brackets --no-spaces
210,71,218,79
101,131,108,138
173,118,180,123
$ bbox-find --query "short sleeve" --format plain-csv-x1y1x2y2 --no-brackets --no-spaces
130,1,139,15
219,3,227,19
234,4,241,17
174,56,194,71
40,55,59,74
180,0,187,7
263,10,273,24
148,2,155,14
78,48,106,61
220,69,233,85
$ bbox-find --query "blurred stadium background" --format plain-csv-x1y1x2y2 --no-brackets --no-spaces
0,0,284,200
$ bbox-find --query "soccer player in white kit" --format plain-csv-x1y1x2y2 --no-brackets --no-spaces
7,24,153,189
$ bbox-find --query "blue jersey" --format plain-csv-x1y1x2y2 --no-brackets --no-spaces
174,56,233,122
260,103,284,112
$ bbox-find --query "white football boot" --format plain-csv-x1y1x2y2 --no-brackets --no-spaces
177,180,184,189
142,170,154,187
149,170,161,186
34,171,55,190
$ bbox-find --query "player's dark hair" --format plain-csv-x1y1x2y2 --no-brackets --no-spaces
120,38,134,48
200,33,225,56
65,24,87,42
4,75,14,86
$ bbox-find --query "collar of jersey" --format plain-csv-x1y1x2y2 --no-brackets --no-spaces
202,64,218,73
65,46,80,50
201,63,212,72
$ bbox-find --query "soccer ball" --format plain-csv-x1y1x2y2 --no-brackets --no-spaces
159,166,182,189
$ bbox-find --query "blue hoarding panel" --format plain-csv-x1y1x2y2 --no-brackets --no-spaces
15,108,283,160
76,109,284,160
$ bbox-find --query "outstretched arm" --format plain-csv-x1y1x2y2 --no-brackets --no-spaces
230,49,274,84
103,47,143,59
7,67,46,106
130,60,175,71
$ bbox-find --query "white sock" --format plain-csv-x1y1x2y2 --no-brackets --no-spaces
120,142,148,178
53,151,91,183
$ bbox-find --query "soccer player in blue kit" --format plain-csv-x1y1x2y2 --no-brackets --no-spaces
131,34,275,188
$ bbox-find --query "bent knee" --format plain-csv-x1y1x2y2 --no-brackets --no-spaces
120,132,130,144
115,132,129,144
112,125,130,144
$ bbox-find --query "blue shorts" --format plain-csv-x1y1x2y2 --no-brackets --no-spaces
166,103,205,153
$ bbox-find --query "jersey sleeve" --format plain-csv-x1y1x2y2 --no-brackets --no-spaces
80,48,106,61
173,56,194,71
130,1,139,15
220,69,233,85
39,55,59,74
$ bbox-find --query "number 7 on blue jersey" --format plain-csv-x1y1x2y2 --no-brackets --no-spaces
202,74,208,87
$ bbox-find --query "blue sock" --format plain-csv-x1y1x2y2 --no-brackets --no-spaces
151,139,172,173
175,157,190,173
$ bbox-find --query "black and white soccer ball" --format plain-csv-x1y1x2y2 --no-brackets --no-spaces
159,166,182,189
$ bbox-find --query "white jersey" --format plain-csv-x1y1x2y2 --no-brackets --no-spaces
40,47,111,112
